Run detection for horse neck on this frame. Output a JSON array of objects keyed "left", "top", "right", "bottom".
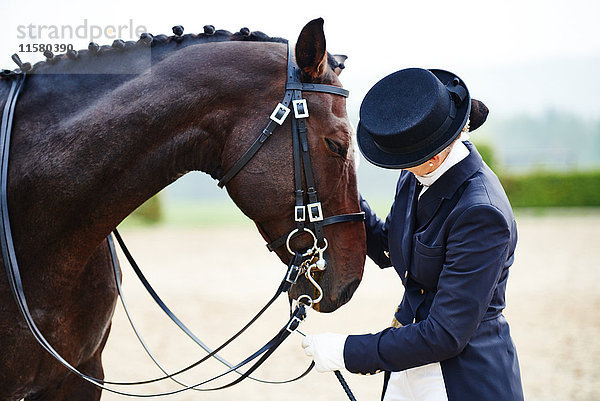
[{"left": 9, "top": 42, "right": 286, "bottom": 264}]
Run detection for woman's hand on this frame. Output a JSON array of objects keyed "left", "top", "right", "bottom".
[{"left": 301, "top": 333, "right": 348, "bottom": 372}]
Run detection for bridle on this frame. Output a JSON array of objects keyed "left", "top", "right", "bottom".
[
  {"left": 0, "top": 45, "right": 362, "bottom": 398},
  {"left": 218, "top": 43, "right": 364, "bottom": 306},
  {"left": 218, "top": 44, "right": 364, "bottom": 280}
]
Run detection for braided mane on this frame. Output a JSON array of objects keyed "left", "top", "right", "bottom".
[{"left": 1, "top": 25, "right": 344, "bottom": 78}]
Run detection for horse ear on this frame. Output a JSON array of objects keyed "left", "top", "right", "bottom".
[
  {"left": 330, "top": 54, "right": 347, "bottom": 76},
  {"left": 295, "top": 18, "right": 327, "bottom": 79},
  {"left": 469, "top": 99, "right": 489, "bottom": 131}
]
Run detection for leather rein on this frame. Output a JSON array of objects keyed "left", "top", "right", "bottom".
[{"left": 0, "top": 46, "right": 362, "bottom": 397}]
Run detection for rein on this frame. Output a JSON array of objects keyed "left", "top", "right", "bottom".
[
  {"left": 0, "top": 43, "right": 361, "bottom": 399},
  {"left": 109, "top": 230, "right": 314, "bottom": 388}
]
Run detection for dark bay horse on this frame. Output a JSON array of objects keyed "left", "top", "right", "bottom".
[{"left": 0, "top": 19, "right": 366, "bottom": 400}]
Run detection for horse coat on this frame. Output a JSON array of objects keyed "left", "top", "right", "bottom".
[{"left": 344, "top": 142, "right": 524, "bottom": 401}]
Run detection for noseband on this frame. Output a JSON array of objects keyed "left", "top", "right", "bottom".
[{"left": 218, "top": 44, "right": 364, "bottom": 284}]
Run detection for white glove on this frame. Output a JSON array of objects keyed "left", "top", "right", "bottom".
[{"left": 301, "top": 333, "right": 347, "bottom": 373}]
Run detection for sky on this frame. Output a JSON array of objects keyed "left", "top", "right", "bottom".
[{"left": 2, "top": 0, "right": 600, "bottom": 120}]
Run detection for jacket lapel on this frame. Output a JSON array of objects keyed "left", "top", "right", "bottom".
[
  {"left": 400, "top": 173, "right": 419, "bottom": 271},
  {"left": 416, "top": 194, "right": 444, "bottom": 232},
  {"left": 416, "top": 141, "right": 483, "bottom": 230}
]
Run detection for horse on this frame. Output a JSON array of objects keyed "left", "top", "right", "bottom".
[{"left": 0, "top": 18, "right": 367, "bottom": 401}]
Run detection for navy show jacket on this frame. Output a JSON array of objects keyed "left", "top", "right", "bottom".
[{"left": 344, "top": 142, "right": 524, "bottom": 400}]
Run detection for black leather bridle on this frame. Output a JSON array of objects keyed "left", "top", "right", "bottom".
[
  {"left": 0, "top": 45, "right": 361, "bottom": 398},
  {"left": 218, "top": 44, "right": 364, "bottom": 260}
]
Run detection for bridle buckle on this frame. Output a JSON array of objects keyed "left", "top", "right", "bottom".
[
  {"left": 294, "top": 206, "right": 305, "bottom": 222},
  {"left": 292, "top": 99, "right": 309, "bottom": 119},
  {"left": 285, "top": 263, "right": 302, "bottom": 284},
  {"left": 285, "top": 315, "right": 303, "bottom": 333},
  {"left": 307, "top": 202, "right": 323, "bottom": 222},
  {"left": 270, "top": 103, "right": 291, "bottom": 125}
]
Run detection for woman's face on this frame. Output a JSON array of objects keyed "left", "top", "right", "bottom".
[
  {"left": 403, "top": 143, "right": 454, "bottom": 177},
  {"left": 404, "top": 162, "right": 434, "bottom": 177}
]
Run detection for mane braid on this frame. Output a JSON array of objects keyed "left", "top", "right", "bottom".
[{"left": 1, "top": 26, "right": 288, "bottom": 78}]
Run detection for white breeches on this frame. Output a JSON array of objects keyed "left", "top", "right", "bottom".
[{"left": 383, "top": 363, "right": 449, "bottom": 401}]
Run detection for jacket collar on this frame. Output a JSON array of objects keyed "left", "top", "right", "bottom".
[{"left": 416, "top": 141, "right": 483, "bottom": 226}]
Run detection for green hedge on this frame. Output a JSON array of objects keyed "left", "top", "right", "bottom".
[
  {"left": 474, "top": 142, "right": 499, "bottom": 171},
  {"left": 500, "top": 171, "right": 600, "bottom": 207},
  {"left": 129, "top": 195, "right": 162, "bottom": 223}
]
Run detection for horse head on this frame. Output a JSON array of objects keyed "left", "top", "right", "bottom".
[{"left": 222, "top": 19, "right": 366, "bottom": 312}]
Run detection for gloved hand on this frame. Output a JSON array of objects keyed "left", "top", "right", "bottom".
[{"left": 301, "top": 333, "right": 348, "bottom": 373}]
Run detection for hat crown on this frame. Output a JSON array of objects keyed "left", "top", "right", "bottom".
[
  {"left": 356, "top": 67, "right": 471, "bottom": 169},
  {"left": 359, "top": 68, "right": 452, "bottom": 151}
]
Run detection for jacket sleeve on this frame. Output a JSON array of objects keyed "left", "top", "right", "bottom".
[
  {"left": 360, "top": 194, "right": 392, "bottom": 269},
  {"left": 344, "top": 204, "right": 511, "bottom": 374}
]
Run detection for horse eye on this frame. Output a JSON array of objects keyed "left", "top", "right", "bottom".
[{"left": 324, "top": 137, "right": 348, "bottom": 158}]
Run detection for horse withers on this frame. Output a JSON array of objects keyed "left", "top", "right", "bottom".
[{"left": 0, "top": 19, "right": 366, "bottom": 400}]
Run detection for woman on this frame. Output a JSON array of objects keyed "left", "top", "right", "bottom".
[{"left": 302, "top": 68, "right": 524, "bottom": 401}]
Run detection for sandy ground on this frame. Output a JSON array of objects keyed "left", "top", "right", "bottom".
[{"left": 98, "top": 213, "right": 600, "bottom": 401}]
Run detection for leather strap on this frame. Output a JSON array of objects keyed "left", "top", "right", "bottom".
[
  {"left": 286, "top": 82, "right": 349, "bottom": 97},
  {"left": 291, "top": 104, "right": 305, "bottom": 232},
  {"left": 267, "top": 211, "right": 364, "bottom": 252},
  {"left": 217, "top": 90, "right": 294, "bottom": 188},
  {"left": 1, "top": 76, "right": 122, "bottom": 391},
  {"left": 107, "top": 233, "right": 312, "bottom": 388}
]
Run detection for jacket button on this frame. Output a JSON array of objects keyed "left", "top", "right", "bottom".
[
  {"left": 404, "top": 271, "right": 408, "bottom": 278},
  {"left": 384, "top": 251, "right": 390, "bottom": 259},
  {"left": 412, "top": 318, "right": 416, "bottom": 323},
  {"left": 420, "top": 289, "right": 424, "bottom": 294}
]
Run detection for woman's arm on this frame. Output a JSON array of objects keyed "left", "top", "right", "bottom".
[
  {"left": 344, "top": 203, "right": 511, "bottom": 374},
  {"left": 360, "top": 194, "right": 393, "bottom": 268}
]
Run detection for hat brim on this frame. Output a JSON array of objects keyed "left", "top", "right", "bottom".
[{"left": 357, "top": 69, "right": 471, "bottom": 169}]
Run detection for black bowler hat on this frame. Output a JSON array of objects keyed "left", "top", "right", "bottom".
[{"left": 357, "top": 68, "right": 471, "bottom": 169}]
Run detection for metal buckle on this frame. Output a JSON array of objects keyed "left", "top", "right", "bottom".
[
  {"left": 307, "top": 202, "right": 323, "bottom": 222},
  {"left": 258, "top": 128, "right": 272, "bottom": 143},
  {"left": 294, "top": 206, "right": 305, "bottom": 222},
  {"left": 286, "top": 315, "right": 303, "bottom": 333},
  {"left": 286, "top": 264, "right": 301, "bottom": 284},
  {"left": 292, "top": 99, "right": 309, "bottom": 119},
  {"left": 270, "top": 103, "right": 291, "bottom": 125}
]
